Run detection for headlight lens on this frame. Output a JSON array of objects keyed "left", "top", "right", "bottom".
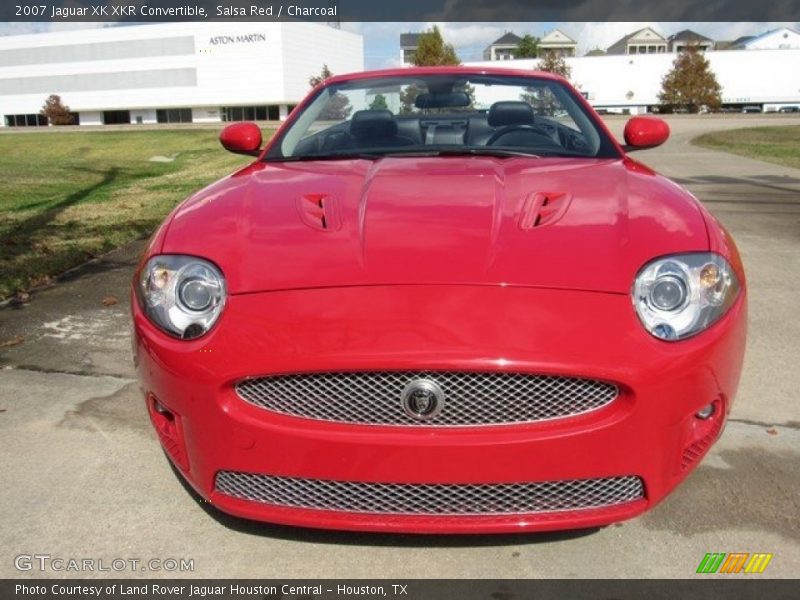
[
  {"left": 633, "top": 253, "right": 740, "bottom": 341},
  {"left": 136, "top": 255, "right": 226, "bottom": 339}
]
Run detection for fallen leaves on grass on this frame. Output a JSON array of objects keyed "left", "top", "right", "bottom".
[
  {"left": 766, "top": 428, "right": 778, "bottom": 436},
  {"left": 0, "top": 335, "right": 24, "bottom": 349},
  {"left": 102, "top": 296, "right": 119, "bottom": 307},
  {"left": 28, "top": 274, "right": 55, "bottom": 289},
  {"left": 9, "top": 292, "right": 31, "bottom": 306}
]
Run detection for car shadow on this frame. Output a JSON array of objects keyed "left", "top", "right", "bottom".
[{"left": 168, "top": 460, "right": 601, "bottom": 547}]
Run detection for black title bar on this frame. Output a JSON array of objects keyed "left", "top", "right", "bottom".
[
  {"left": 3, "top": 579, "right": 800, "bottom": 600},
  {"left": 4, "top": 0, "right": 800, "bottom": 22}
]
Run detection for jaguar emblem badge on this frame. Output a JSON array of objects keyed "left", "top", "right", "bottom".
[{"left": 401, "top": 379, "right": 444, "bottom": 421}]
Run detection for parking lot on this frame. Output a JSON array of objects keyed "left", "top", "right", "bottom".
[{"left": 0, "top": 114, "right": 798, "bottom": 578}]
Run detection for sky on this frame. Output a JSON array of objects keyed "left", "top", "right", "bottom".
[{"left": 2, "top": 21, "right": 799, "bottom": 69}]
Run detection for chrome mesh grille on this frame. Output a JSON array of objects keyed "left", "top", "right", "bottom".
[
  {"left": 235, "top": 372, "right": 618, "bottom": 426},
  {"left": 215, "top": 472, "right": 644, "bottom": 515}
]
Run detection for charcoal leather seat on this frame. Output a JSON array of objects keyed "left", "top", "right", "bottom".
[
  {"left": 348, "top": 110, "right": 415, "bottom": 148},
  {"left": 483, "top": 101, "right": 558, "bottom": 148}
]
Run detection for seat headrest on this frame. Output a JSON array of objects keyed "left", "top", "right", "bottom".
[
  {"left": 349, "top": 110, "right": 398, "bottom": 140},
  {"left": 487, "top": 101, "right": 535, "bottom": 127}
]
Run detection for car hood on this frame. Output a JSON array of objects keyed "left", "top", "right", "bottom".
[{"left": 162, "top": 156, "right": 709, "bottom": 295}]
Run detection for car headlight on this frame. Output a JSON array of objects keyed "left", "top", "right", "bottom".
[
  {"left": 633, "top": 253, "right": 740, "bottom": 341},
  {"left": 136, "top": 255, "right": 226, "bottom": 339}
]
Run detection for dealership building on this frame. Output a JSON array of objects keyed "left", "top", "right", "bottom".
[{"left": 0, "top": 22, "right": 363, "bottom": 127}]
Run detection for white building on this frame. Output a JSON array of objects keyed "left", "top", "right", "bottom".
[
  {"left": 0, "top": 22, "right": 363, "bottom": 127},
  {"left": 467, "top": 48, "right": 800, "bottom": 113},
  {"left": 734, "top": 27, "right": 800, "bottom": 50},
  {"left": 399, "top": 33, "right": 420, "bottom": 67}
]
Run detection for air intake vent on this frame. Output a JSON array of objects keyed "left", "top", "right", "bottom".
[
  {"left": 681, "top": 412, "right": 723, "bottom": 471},
  {"left": 296, "top": 194, "right": 340, "bottom": 231},
  {"left": 215, "top": 472, "right": 645, "bottom": 515},
  {"left": 519, "top": 192, "right": 572, "bottom": 230}
]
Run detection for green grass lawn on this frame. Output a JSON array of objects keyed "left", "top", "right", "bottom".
[
  {"left": 693, "top": 125, "right": 800, "bottom": 170},
  {"left": 0, "top": 127, "right": 273, "bottom": 299}
]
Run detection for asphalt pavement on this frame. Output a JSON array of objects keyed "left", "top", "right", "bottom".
[{"left": 1, "top": 114, "right": 798, "bottom": 578}]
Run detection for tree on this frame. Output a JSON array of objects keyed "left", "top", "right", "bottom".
[
  {"left": 40, "top": 94, "right": 73, "bottom": 125},
  {"left": 308, "top": 64, "right": 352, "bottom": 120},
  {"left": 513, "top": 34, "right": 539, "bottom": 59},
  {"left": 411, "top": 26, "right": 460, "bottom": 66},
  {"left": 659, "top": 47, "right": 722, "bottom": 113},
  {"left": 369, "top": 94, "right": 388, "bottom": 110},
  {"left": 400, "top": 27, "right": 461, "bottom": 113},
  {"left": 308, "top": 64, "right": 334, "bottom": 88},
  {"left": 524, "top": 52, "right": 572, "bottom": 115},
  {"left": 537, "top": 51, "right": 571, "bottom": 79}
]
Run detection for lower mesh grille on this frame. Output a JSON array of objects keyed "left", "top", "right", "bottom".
[
  {"left": 235, "top": 371, "right": 618, "bottom": 426},
  {"left": 215, "top": 472, "right": 644, "bottom": 515}
]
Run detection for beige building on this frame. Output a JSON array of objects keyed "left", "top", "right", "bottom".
[
  {"left": 538, "top": 29, "right": 577, "bottom": 57},
  {"left": 606, "top": 27, "right": 668, "bottom": 55}
]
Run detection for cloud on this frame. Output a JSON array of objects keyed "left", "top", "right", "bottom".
[
  {"left": 381, "top": 56, "right": 403, "bottom": 69},
  {"left": 424, "top": 22, "right": 510, "bottom": 47},
  {"left": 48, "top": 21, "right": 110, "bottom": 33},
  {"left": 0, "top": 22, "right": 49, "bottom": 36},
  {"left": 567, "top": 22, "right": 660, "bottom": 54},
  {"left": 0, "top": 21, "right": 111, "bottom": 36}
]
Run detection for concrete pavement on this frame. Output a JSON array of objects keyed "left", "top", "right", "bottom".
[{"left": 1, "top": 115, "right": 798, "bottom": 578}]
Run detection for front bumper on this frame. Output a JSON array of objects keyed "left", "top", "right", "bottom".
[{"left": 132, "top": 284, "right": 746, "bottom": 533}]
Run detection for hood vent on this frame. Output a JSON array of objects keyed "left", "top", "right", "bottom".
[
  {"left": 519, "top": 192, "right": 572, "bottom": 230},
  {"left": 296, "top": 194, "right": 340, "bottom": 232}
]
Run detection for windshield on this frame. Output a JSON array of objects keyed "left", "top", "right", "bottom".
[{"left": 265, "top": 73, "right": 620, "bottom": 161}]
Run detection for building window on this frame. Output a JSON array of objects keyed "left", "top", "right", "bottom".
[
  {"left": 103, "top": 110, "right": 131, "bottom": 125},
  {"left": 222, "top": 105, "right": 279, "bottom": 122},
  {"left": 156, "top": 108, "right": 192, "bottom": 124},
  {"left": 4, "top": 113, "right": 48, "bottom": 127},
  {"left": 402, "top": 49, "right": 416, "bottom": 64}
]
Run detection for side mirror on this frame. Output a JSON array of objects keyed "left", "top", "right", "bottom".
[
  {"left": 623, "top": 117, "right": 670, "bottom": 151},
  {"left": 220, "top": 122, "right": 262, "bottom": 156}
]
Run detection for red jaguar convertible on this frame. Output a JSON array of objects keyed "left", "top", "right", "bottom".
[{"left": 132, "top": 67, "right": 746, "bottom": 533}]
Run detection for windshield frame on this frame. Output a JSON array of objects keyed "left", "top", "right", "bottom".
[{"left": 262, "top": 69, "right": 623, "bottom": 162}]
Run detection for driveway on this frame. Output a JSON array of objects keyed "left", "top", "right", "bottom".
[{"left": 1, "top": 115, "right": 798, "bottom": 578}]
